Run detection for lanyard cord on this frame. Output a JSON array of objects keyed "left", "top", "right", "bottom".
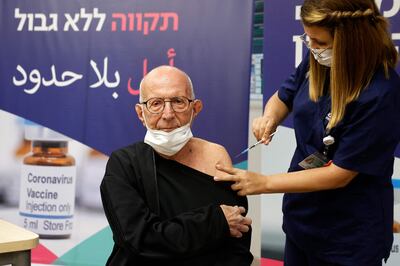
[
  {"left": 321, "top": 81, "right": 333, "bottom": 158},
  {"left": 322, "top": 110, "right": 333, "bottom": 157}
]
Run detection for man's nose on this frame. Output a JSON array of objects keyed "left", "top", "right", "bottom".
[{"left": 162, "top": 102, "right": 175, "bottom": 118}]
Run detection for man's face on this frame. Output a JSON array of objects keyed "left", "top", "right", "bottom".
[{"left": 135, "top": 68, "right": 201, "bottom": 132}]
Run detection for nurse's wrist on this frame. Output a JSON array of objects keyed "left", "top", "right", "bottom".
[
  {"left": 259, "top": 174, "right": 272, "bottom": 193},
  {"left": 263, "top": 114, "right": 278, "bottom": 127}
]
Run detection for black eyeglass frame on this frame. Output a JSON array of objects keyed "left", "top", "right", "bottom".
[{"left": 140, "top": 96, "right": 194, "bottom": 114}]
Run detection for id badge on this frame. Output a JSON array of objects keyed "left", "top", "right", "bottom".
[{"left": 298, "top": 152, "right": 329, "bottom": 169}]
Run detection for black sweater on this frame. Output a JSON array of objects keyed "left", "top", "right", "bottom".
[{"left": 100, "top": 141, "right": 253, "bottom": 266}]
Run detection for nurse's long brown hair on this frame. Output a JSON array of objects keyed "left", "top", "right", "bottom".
[{"left": 301, "top": 0, "right": 398, "bottom": 129}]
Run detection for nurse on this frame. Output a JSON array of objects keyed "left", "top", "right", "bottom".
[{"left": 214, "top": 0, "right": 400, "bottom": 265}]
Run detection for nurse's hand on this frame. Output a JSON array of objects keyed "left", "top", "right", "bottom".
[
  {"left": 220, "top": 205, "right": 252, "bottom": 238},
  {"left": 214, "top": 164, "right": 266, "bottom": 196},
  {"left": 252, "top": 115, "right": 278, "bottom": 145}
]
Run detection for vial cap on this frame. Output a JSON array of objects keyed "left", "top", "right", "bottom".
[
  {"left": 25, "top": 122, "right": 69, "bottom": 142},
  {"left": 323, "top": 135, "right": 335, "bottom": 146}
]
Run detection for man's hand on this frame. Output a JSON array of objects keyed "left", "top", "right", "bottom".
[{"left": 220, "top": 205, "right": 252, "bottom": 238}]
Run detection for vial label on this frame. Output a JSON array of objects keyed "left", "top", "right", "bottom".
[{"left": 19, "top": 164, "right": 76, "bottom": 236}]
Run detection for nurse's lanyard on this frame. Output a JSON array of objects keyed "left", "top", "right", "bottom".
[
  {"left": 322, "top": 111, "right": 335, "bottom": 157},
  {"left": 298, "top": 109, "right": 334, "bottom": 169}
]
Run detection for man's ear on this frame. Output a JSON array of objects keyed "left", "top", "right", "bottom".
[
  {"left": 192, "top": 99, "right": 203, "bottom": 118},
  {"left": 135, "top": 104, "right": 146, "bottom": 127}
]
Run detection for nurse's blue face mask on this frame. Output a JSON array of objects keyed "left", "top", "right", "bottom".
[{"left": 300, "top": 33, "right": 332, "bottom": 67}]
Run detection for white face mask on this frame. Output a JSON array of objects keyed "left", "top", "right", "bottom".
[
  {"left": 143, "top": 110, "right": 193, "bottom": 156},
  {"left": 311, "top": 48, "right": 332, "bottom": 67}
]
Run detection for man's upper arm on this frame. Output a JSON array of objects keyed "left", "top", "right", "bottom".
[
  {"left": 212, "top": 144, "right": 233, "bottom": 178},
  {"left": 215, "top": 144, "right": 232, "bottom": 166}
]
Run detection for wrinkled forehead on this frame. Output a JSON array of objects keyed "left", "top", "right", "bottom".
[{"left": 141, "top": 68, "right": 191, "bottom": 98}]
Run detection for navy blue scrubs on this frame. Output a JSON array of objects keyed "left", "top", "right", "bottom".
[{"left": 278, "top": 54, "right": 400, "bottom": 265}]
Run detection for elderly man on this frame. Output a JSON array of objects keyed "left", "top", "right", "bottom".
[{"left": 100, "top": 66, "right": 253, "bottom": 265}]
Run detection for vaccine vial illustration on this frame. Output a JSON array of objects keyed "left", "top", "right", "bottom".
[{"left": 19, "top": 123, "right": 76, "bottom": 239}]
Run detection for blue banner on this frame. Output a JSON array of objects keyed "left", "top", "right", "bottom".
[{"left": 0, "top": 0, "right": 253, "bottom": 162}]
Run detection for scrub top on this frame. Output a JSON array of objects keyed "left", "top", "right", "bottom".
[{"left": 277, "top": 54, "right": 400, "bottom": 264}]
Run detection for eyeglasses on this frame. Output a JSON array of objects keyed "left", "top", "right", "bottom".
[
  {"left": 140, "top": 96, "right": 194, "bottom": 114},
  {"left": 300, "top": 33, "right": 329, "bottom": 59}
]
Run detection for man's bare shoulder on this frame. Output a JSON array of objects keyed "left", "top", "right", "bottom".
[
  {"left": 176, "top": 138, "right": 232, "bottom": 176},
  {"left": 191, "top": 137, "right": 228, "bottom": 153},
  {"left": 190, "top": 138, "right": 232, "bottom": 165}
]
